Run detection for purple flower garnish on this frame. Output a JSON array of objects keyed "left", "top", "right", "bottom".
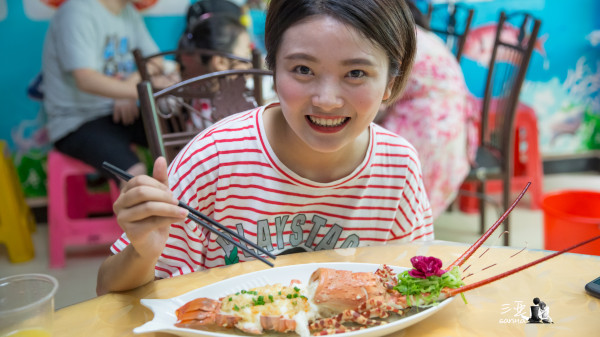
[{"left": 408, "top": 256, "right": 447, "bottom": 279}]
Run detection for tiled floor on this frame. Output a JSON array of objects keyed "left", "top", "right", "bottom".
[{"left": 1, "top": 173, "right": 599, "bottom": 309}]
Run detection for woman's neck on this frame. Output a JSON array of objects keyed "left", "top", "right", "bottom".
[
  {"left": 264, "top": 106, "right": 370, "bottom": 183},
  {"left": 99, "top": 0, "right": 129, "bottom": 15}
]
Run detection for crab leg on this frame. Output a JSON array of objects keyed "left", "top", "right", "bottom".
[
  {"left": 445, "top": 234, "right": 600, "bottom": 297},
  {"left": 446, "top": 182, "right": 531, "bottom": 270}
]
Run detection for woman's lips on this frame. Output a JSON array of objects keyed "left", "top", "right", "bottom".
[{"left": 306, "top": 115, "right": 349, "bottom": 133}]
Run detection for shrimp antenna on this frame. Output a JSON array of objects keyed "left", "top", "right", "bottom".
[
  {"left": 445, "top": 182, "right": 531, "bottom": 270},
  {"left": 446, "top": 234, "right": 600, "bottom": 297}
]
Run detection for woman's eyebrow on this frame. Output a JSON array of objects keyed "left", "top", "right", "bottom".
[
  {"left": 341, "top": 58, "right": 376, "bottom": 67},
  {"left": 284, "top": 53, "right": 375, "bottom": 66},
  {"left": 284, "top": 53, "right": 317, "bottom": 62}
]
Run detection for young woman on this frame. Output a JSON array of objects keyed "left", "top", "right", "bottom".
[{"left": 97, "top": 0, "right": 432, "bottom": 295}]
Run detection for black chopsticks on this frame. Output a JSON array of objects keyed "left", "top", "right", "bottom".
[{"left": 102, "top": 161, "right": 275, "bottom": 267}]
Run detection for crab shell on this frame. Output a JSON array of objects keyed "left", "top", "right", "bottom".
[{"left": 308, "top": 268, "right": 387, "bottom": 315}]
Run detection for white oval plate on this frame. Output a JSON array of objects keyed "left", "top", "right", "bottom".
[{"left": 134, "top": 262, "right": 454, "bottom": 337}]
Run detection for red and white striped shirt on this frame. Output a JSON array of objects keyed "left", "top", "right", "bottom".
[{"left": 111, "top": 104, "right": 433, "bottom": 278}]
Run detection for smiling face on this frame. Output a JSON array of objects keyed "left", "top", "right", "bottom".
[{"left": 272, "top": 15, "right": 393, "bottom": 156}]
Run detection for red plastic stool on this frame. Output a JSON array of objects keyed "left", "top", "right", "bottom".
[
  {"left": 47, "top": 150, "right": 123, "bottom": 268},
  {"left": 459, "top": 102, "right": 544, "bottom": 212}
]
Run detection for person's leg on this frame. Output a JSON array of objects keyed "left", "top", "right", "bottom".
[
  {"left": 117, "top": 114, "right": 150, "bottom": 186},
  {"left": 54, "top": 115, "right": 148, "bottom": 187}
]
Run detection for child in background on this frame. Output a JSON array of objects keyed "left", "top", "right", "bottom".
[
  {"left": 97, "top": 0, "right": 432, "bottom": 295},
  {"left": 177, "top": 6, "right": 251, "bottom": 80},
  {"left": 176, "top": 12, "right": 253, "bottom": 129}
]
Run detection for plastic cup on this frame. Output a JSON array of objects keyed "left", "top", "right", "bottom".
[{"left": 0, "top": 274, "right": 59, "bottom": 337}]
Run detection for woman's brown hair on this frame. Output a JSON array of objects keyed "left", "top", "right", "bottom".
[{"left": 264, "top": 0, "right": 417, "bottom": 102}]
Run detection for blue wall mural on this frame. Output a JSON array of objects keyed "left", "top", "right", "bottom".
[
  {"left": 433, "top": 0, "right": 600, "bottom": 155},
  {"left": 0, "top": 0, "right": 598, "bottom": 198}
]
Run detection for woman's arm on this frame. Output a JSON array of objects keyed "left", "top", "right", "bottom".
[
  {"left": 96, "top": 244, "right": 159, "bottom": 295},
  {"left": 96, "top": 157, "right": 188, "bottom": 295}
]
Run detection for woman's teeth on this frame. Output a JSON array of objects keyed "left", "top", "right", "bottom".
[{"left": 308, "top": 116, "right": 347, "bottom": 127}]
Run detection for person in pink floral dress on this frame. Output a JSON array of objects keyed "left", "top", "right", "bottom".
[{"left": 376, "top": 24, "right": 477, "bottom": 219}]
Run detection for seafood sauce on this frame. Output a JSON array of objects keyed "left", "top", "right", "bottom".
[{"left": 220, "top": 283, "right": 320, "bottom": 336}]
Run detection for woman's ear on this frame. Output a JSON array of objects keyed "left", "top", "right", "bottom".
[
  {"left": 210, "top": 55, "right": 230, "bottom": 72},
  {"left": 383, "top": 77, "right": 395, "bottom": 101}
]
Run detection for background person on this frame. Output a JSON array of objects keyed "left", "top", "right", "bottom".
[
  {"left": 375, "top": 2, "right": 476, "bottom": 219},
  {"left": 42, "top": 0, "right": 169, "bottom": 184},
  {"left": 177, "top": 1, "right": 251, "bottom": 79},
  {"left": 175, "top": 11, "right": 254, "bottom": 129}
]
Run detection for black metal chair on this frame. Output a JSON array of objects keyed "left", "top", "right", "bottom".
[
  {"left": 424, "top": 2, "right": 475, "bottom": 61},
  {"left": 137, "top": 68, "right": 273, "bottom": 164},
  {"left": 460, "top": 11, "right": 542, "bottom": 246}
]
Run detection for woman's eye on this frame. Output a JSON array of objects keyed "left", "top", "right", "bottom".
[
  {"left": 348, "top": 69, "right": 366, "bottom": 78},
  {"left": 293, "top": 65, "right": 312, "bottom": 75}
]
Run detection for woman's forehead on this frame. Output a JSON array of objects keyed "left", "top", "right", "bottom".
[{"left": 278, "top": 15, "right": 387, "bottom": 63}]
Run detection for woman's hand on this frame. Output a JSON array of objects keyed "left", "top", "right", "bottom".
[{"left": 113, "top": 157, "right": 188, "bottom": 261}]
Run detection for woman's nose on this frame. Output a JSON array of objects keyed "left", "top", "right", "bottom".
[{"left": 312, "top": 78, "right": 343, "bottom": 111}]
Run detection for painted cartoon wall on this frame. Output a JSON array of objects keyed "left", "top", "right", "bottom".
[
  {"left": 428, "top": 0, "right": 600, "bottom": 156},
  {"left": 0, "top": 0, "right": 598, "bottom": 199}
]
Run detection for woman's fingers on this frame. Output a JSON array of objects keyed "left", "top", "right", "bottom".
[
  {"left": 113, "top": 170, "right": 188, "bottom": 230},
  {"left": 117, "top": 181, "right": 176, "bottom": 208},
  {"left": 152, "top": 157, "right": 169, "bottom": 185},
  {"left": 122, "top": 216, "right": 187, "bottom": 243},
  {"left": 119, "top": 172, "right": 169, "bottom": 194},
  {"left": 117, "top": 200, "right": 187, "bottom": 225}
]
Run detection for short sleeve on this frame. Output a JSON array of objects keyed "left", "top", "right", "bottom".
[
  {"left": 129, "top": 9, "right": 159, "bottom": 56},
  {"left": 52, "top": 5, "right": 99, "bottom": 72}
]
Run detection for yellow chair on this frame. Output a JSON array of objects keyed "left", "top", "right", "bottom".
[{"left": 0, "top": 141, "right": 35, "bottom": 263}]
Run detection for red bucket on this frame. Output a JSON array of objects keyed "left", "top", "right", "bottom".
[{"left": 542, "top": 190, "right": 600, "bottom": 255}]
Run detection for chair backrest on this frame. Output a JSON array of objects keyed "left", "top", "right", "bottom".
[
  {"left": 425, "top": 3, "right": 475, "bottom": 61},
  {"left": 138, "top": 68, "right": 274, "bottom": 163},
  {"left": 479, "top": 11, "right": 541, "bottom": 173}
]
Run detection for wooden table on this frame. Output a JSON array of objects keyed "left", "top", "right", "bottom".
[{"left": 53, "top": 240, "right": 600, "bottom": 337}]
